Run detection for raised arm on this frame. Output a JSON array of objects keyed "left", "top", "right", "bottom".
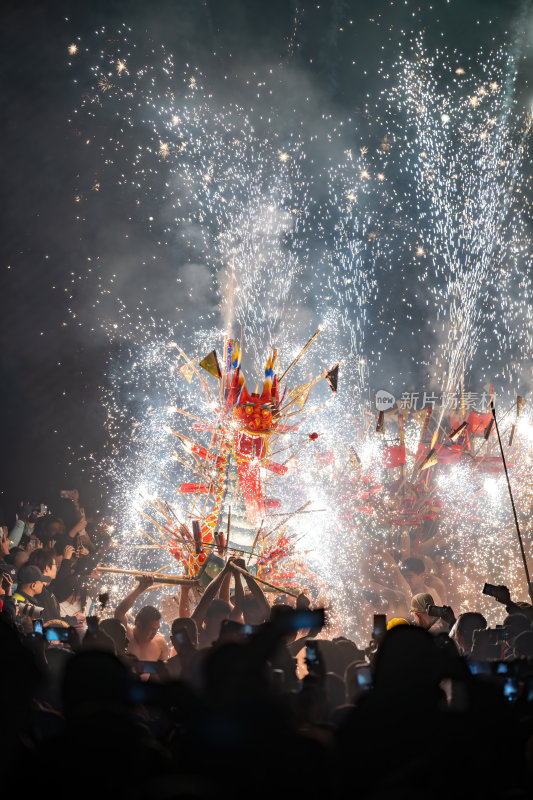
[
  {"left": 67, "top": 515, "right": 87, "bottom": 541},
  {"left": 114, "top": 575, "right": 154, "bottom": 626},
  {"left": 230, "top": 565, "right": 245, "bottom": 621},
  {"left": 492, "top": 584, "right": 524, "bottom": 617},
  {"left": 219, "top": 565, "right": 233, "bottom": 605},
  {"left": 234, "top": 560, "right": 270, "bottom": 623},
  {"left": 178, "top": 584, "right": 191, "bottom": 617},
  {"left": 191, "top": 561, "right": 232, "bottom": 629}
]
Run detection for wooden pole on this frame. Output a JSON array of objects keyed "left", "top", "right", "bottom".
[
  {"left": 95, "top": 565, "right": 199, "bottom": 586},
  {"left": 491, "top": 401, "right": 532, "bottom": 601},
  {"left": 247, "top": 520, "right": 264, "bottom": 565},
  {"left": 279, "top": 329, "right": 321, "bottom": 384}
]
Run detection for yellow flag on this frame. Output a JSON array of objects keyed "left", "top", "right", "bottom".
[
  {"left": 288, "top": 383, "right": 311, "bottom": 409},
  {"left": 419, "top": 448, "right": 438, "bottom": 471},
  {"left": 199, "top": 350, "right": 222, "bottom": 379},
  {"left": 178, "top": 361, "right": 195, "bottom": 383}
]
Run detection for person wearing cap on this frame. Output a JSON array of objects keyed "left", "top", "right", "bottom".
[
  {"left": 12, "top": 564, "right": 51, "bottom": 607},
  {"left": 410, "top": 592, "right": 450, "bottom": 635},
  {"left": 387, "top": 617, "right": 409, "bottom": 631}
]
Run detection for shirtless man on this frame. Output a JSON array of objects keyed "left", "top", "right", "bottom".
[
  {"left": 114, "top": 575, "right": 168, "bottom": 661},
  {"left": 400, "top": 556, "right": 445, "bottom": 606}
]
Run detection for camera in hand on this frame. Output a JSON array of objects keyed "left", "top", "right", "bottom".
[
  {"left": 305, "top": 641, "right": 320, "bottom": 671},
  {"left": 427, "top": 604, "right": 449, "bottom": 619},
  {"left": 474, "top": 627, "right": 509, "bottom": 645},
  {"left": 45, "top": 626, "right": 71, "bottom": 643},
  {"left": 355, "top": 664, "right": 373, "bottom": 691},
  {"left": 482, "top": 583, "right": 503, "bottom": 599},
  {"left": 372, "top": 614, "right": 387, "bottom": 640},
  {"left": 13, "top": 599, "right": 44, "bottom": 619},
  {"left": 471, "top": 627, "right": 509, "bottom": 659}
]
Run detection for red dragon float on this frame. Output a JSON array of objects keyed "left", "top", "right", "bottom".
[{"left": 138, "top": 332, "right": 339, "bottom": 589}]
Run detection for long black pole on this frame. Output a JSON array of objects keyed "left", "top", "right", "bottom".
[{"left": 491, "top": 401, "right": 532, "bottom": 602}]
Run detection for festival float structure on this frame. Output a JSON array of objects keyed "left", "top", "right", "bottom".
[
  {"left": 112, "top": 332, "right": 340, "bottom": 594},
  {"left": 348, "top": 393, "right": 526, "bottom": 536}
]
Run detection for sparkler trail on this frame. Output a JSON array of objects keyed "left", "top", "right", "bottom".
[
  {"left": 77, "top": 27, "right": 313, "bottom": 372},
  {"left": 391, "top": 41, "right": 532, "bottom": 400}
]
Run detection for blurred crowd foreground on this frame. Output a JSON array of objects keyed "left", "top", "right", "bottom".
[{"left": 2, "top": 492, "right": 533, "bottom": 799}]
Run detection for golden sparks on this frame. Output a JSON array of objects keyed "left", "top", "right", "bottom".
[
  {"left": 116, "top": 60, "right": 127, "bottom": 75},
  {"left": 98, "top": 76, "right": 112, "bottom": 92},
  {"left": 278, "top": 151, "right": 289, "bottom": 162},
  {"left": 159, "top": 142, "right": 170, "bottom": 159},
  {"left": 68, "top": 44, "right": 78, "bottom": 56}
]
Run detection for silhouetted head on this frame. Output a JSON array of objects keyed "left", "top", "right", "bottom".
[
  {"left": 134, "top": 605, "right": 161, "bottom": 642},
  {"left": 373, "top": 625, "right": 439, "bottom": 708},
  {"left": 100, "top": 618, "right": 130, "bottom": 656},
  {"left": 400, "top": 557, "right": 426, "bottom": 593},
  {"left": 513, "top": 630, "right": 533, "bottom": 659},
  {"left": 62, "top": 650, "right": 131, "bottom": 718},
  {"left": 503, "top": 613, "right": 531, "bottom": 644},
  {"left": 454, "top": 612, "right": 487, "bottom": 655},
  {"left": 171, "top": 616, "right": 198, "bottom": 648},
  {"left": 241, "top": 593, "right": 264, "bottom": 625}
]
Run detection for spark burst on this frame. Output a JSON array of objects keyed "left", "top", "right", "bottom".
[{"left": 69, "top": 25, "right": 532, "bottom": 640}]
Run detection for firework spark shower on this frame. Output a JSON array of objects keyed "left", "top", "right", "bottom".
[{"left": 2, "top": 1, "right": 533, "bottom": 640}]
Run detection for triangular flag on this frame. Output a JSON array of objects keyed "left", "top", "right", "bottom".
[
  {"left": 419, "top": 448, "right": 438, "bottom": 471},
  {"left": 349, "top": 447, "right": 361, "bottom": 469},
  {"left": 325, "top": 363, "right": 339, "bottom": 393},
  {"left": 517, "top": 396, "right": 526, "bottom": 417},
  {"left": 199, "top": 350, "right": 221, "bottom": 379},
  {"left": 288, "top": 383, "right": 311, "bottom": 409},
  {"left": 449, "top": 421, "right": 468, "bottom": 442},
  {"left": 178, "top": 360, "right": 195, "bottom": 383},
  {"left": 483, "top": 418, "right": 494, "bottom": 440}
]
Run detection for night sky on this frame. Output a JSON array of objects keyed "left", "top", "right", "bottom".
[{"left": 1, "top": 0, "right": 529, "bottom": 521}]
